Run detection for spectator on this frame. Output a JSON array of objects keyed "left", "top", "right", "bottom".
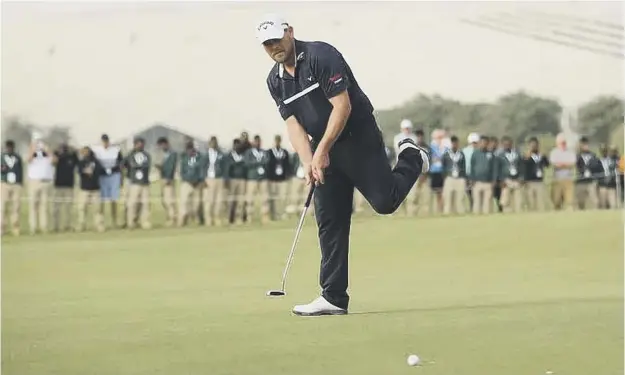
[
  {"left": 522, "top": 137, "right": 549, "bottom": 211},
  {"left": 1, "top": 140, "right": 24, "bottom": 236},
  {"left": 393, "top": 119, "right": 417, "bottom": 158},
  {"left": 287, "top": 150, "right": 309, "bottom": 217},
  {"left": 549, "top": 133, "right": 576, "bottom": 211},
  {"left": 225, "top": 138, "right": 248, "bottom": 225},
  {"left": 392, "top": 119, "right": 418, "bottom": 216},
  {"left": 489, "top": 136, "right": 503, "bottom": 213},
  {"left": 76, "top": 147, "right": 104, "bottom": 232},
  {"left": 240, "top": 131, "right": 252, "bottom": 153},
  {"left": 27, "top": 135, "right": 54, "bottom": 234},
  {"left": 610, "top": 147, "right": 624, "bottom": 204},
  {"left": 125, "top": 137, "right": 152, "bottom": 229},
  {"left": 203, "top": 136, "right": 227, "bottom": 227},
  {"left": 442, "top": 135, "right": 467, "bottom": 215},
  {"left": 178, "top": 140, "right": 206, "bottom": 226},
  {"left": 429, "top": 129, "right": 447, "bottom": 214},
  {"left": 575, "top": 136, "right": 601, "bottom": 210},
  {"left": 463, "top": 132, "right": 480, "bottom": 210},
  {"left": 267, "top": 135, "right": 291, "bottom": 220},
  {"left": 413, "top": 128, "right": 430, "bottom": 216},
  {"left": 498, "top": 136, "right": 523, "bottom": 213},
  {"left": 597, "top": 145, "right": 618, "bottom": 209},
  {"left": 52, "top": 143, "right": 78, "bottom": 232},
  {"left": 155, "top": 137, "right": 178, "bottom": 227},
  {"left": 92, "top": 134, "right": 124, "bottom": 228},
  {"left": 244, "top": 135, "right": 270, "bottom": 224},
  {"left": 470, "top": 135, "right": 497, "bottom": 215}
]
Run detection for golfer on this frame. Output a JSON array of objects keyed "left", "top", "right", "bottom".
[{"left": 257, "top": 15, "right": 429, "bottom": 316}]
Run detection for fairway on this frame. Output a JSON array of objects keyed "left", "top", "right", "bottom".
[{"left": 2, "top": 210, "right": 623, "bottom": 375}]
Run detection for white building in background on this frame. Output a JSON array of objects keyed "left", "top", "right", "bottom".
[{"left": 560, "top": 106, "right": 580, "bottom": 149}]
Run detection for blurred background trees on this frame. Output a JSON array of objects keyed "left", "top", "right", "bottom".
[{"left": 2, "top": 92, "right": 622, "bottom": 153}]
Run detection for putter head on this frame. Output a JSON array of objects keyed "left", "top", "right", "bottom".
[{"left": 266, "top": 290, "right": 286, "bottom": 297}]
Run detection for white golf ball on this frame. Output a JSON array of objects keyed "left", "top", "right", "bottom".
[{"left": 407, "top": 354, "right": 420, "bottom": 366}]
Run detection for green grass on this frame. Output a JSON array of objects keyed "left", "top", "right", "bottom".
[{"left": 2, "top": 210, "right": 623, "bottom": 375}]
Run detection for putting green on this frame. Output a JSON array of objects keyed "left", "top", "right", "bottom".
[{"left": 2, "top": 210, "right": 622, "bottom": 375}]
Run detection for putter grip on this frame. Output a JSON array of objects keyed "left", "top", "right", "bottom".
[{"left": 304, "top": 185, "right": 315, "bottom": 207}]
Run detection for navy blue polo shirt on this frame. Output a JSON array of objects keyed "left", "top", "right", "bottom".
[{"left": 266, "top": 40, "right": 375, "bottom": 142}]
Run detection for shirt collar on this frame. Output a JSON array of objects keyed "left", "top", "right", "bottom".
[{"left": 277, "top": 40, "right": 305, "bottom": 79}]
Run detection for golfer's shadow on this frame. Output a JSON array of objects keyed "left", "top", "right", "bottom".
[{"left": 349, "top": 296, "right": 620, "bottom": 316}]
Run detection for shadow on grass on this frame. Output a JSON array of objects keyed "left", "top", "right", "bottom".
[{"left": 349, "top": 296, "right": 623, "bottom": 316}]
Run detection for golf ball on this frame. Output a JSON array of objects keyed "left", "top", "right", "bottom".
[{"left": 407, "top": 354, "right": 420, "bottom": 366}]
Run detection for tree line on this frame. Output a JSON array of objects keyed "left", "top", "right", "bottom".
[
  {"left": 1, "top": 91, "right": 623, "bottom": 153},
  {"left": 375, "top": 91, "right": 623, "bottom": 150}
]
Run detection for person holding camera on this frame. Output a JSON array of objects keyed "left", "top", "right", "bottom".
[
  {"left": 27, "top": 135, "right": 54, "bottom": 234},
  {"left": 52, "top": 143, "right": 78, "bottom": 232}
]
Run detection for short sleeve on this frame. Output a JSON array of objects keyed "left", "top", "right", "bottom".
[
  {"left": 267, "top": 78, "right": 294, "bottom": 121},
  {"left": 311, "top": 45, "right": 350, "bottom": 99}
]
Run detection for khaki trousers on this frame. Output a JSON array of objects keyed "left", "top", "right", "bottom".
[
  {"left": 28, "top": 179, "right": 51, "bottom": 233},
  {"left": 127, "top": 184, "right": 151, "bottom": 229},
  {"left": 203, "top": 178, "right": 226, "bottom": 225},
  {"left": 500, "top": 179, "right": 523, "bottom": 213},
  {"left": 76, "top": 190, "right": 104, "bottom": 232},
  {"left": 524, "top": 182, "right": 546, "bottom": 211},
  {"left": 598, "top": 186, "right": 617, "bottom": 209},
  {"left": 53, "top": 187, "right": 74, "bottom": 231},
  {"left": 228, "top": 179, "right": 246, "bottom": 224},
  {"left": 178, "top": 182, "right": 203, "bottom": 226},
  {"left": 161, "top": 181, "right": 177, "bottom": 226},
  {"left": 287, "top": 178, "right": 314, "bottom": 216},
  {"left": 2, "top": 183, "right": 22, "bottom": 234},
  {"left": 442, "top": 177, "right": 466, "bottom": 215},
  {"left": 269, "top": 181, "right": 289, "bottom": 220},
  {"left": 551, "top": 180, "right": 574, "bottom": 210},
  {"left": 576, "top": 182, "right": 598, "bottom": 210},
  {"left": 245, "top": 179, "right": 270, "bottom": 223},
  {"left": 472, "top": 181, "right": 493, "bottom": 215}
]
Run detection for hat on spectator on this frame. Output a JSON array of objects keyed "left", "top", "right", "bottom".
[
  {"left": 400, "top": 119, "right": 413, "bottom": 130},
  {"left": 467, "top": 133, "right": 480, "bottom": 143},
  {"left": 256, "top": 14, "right": 288, "bottom": 44},
  {"left": 101, "top": 134, "right": 110, "bottom": 141}
]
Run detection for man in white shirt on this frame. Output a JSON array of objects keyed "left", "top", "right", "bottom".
[
  {"left": 463, "top": 132, "right": 480, "bottom": 210},
  {"left": 92, "top": 134, "right": 124, "bottom": 227},
  {"left": 27, "top": 136, "right": 54, "bottom": 234},
  {"left": 390, "top": 119, "right": 420, "bottom": 216},
  {"left": 549, "top": 133, "right": 577, "bottom": 210}
]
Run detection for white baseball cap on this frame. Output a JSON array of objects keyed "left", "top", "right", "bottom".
[
  {"left": 400, "top": 119, "right": 413, "bottom": 130},
  {"left": 255, "top": 14, "right": 289, "bottom": 44},
  {"left": 467, "top": 132, "right": 480, "bottom": 143}
]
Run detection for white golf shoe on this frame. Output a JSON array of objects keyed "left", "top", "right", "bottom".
[
  {"left": 292, "top": 296, "right": 348, "bottom": 317},
  {"left": 397, "top": 138, "right": 430, "bottom": 174}
]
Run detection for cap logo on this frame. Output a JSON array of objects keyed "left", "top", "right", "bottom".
[{"left": 258, "top": 21, "right": 274, "bottom": 31}]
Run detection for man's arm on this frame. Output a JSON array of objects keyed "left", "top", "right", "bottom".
[
  {"left": 317, "top": 91, "right": 351, "bottom": 153},
  {"left": 311, "top": 45, "right": 352, "bottom": 153}
]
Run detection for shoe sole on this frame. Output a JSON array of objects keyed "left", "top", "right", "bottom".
[{"left": 292, "top": 310, "right": 348, "bottom": 317}]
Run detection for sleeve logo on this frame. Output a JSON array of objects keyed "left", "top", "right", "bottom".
[{"left": 329, "top": 73, "right": 343, "bottom": 84}]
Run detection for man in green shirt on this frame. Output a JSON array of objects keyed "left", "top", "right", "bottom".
[
  {"left": 178, "top": 140, "right": 206, "bottom": 227},
  {"left": 224, "top": 138, "right": 248, "bottom": 225},
  {"left": 441, "top": 135, "right": 467, "bottom": 215},
  {"left": 470, "top": 135, "right": 498, "bottom": 214},
  {"left": 498, "top": 136, "right": 523, "bottom": 213},
  {"left": 202, "top": 136, "right": 227, "bottom": 227},
  {"left": 286, "top": 151, "right": 308, "bottom": 218},
  {"left": 1, "top": 140, "right": 24, "bottom": 236},
  {"left": 155, "top": 137, "right": 178, "bottom": 227},
  {"left": 243, "top": 135, "right": 270, "bottom": 224},
  {"left": 125, "top": 137, "right": 152, "bottom": 229}
]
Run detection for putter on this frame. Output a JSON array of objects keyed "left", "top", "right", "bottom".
[{"left": 266, "top": 184, "right": 316, "bottom": 297}]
